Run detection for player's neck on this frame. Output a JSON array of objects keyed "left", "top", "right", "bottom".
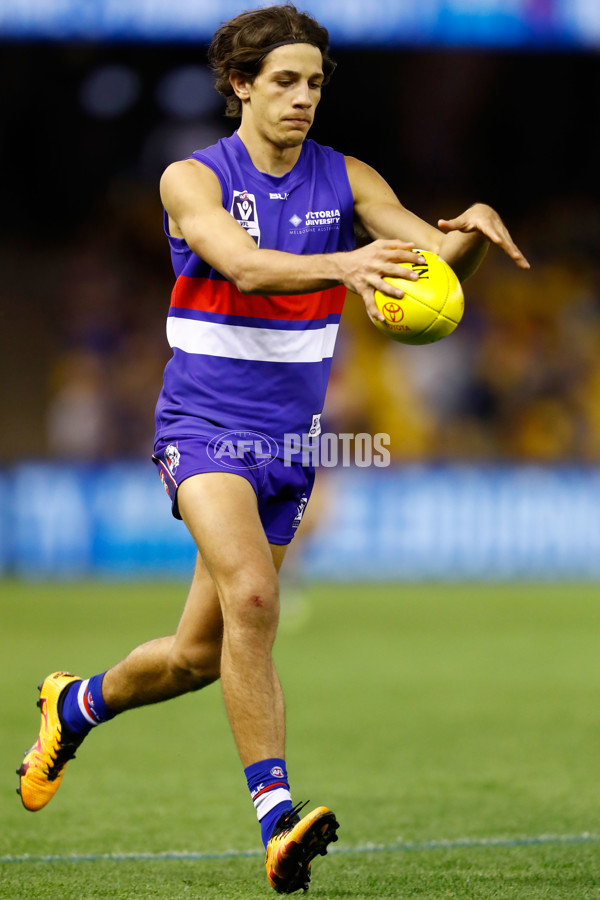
[{"left": 237, "top": 122, "right": 303, "bottom": 178}]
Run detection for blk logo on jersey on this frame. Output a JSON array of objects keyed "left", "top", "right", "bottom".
[{"left": 231, "top": 190, "right": 260, "bottom": 245}]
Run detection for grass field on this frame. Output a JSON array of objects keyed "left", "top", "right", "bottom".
[{"left": 1, "top": 580, "right": 600, "bottom": 899}]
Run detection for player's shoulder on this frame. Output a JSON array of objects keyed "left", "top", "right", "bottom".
[
  {"left": 161, "top": 133, "right": 233, "bottom": 185},
  {"left": 344, "top": 155, "right": 377, "bottom": 177},
  {"left": 343, "top": 155, "right": 382, "bottom": 199},
  {"left": 160, "top": 157, "right": 221, "bottom": 209},
  {"left": 162, "top": 156, "right": 216, "bottom": 178},
  {"left": 161, "top": 156, "right": 223, "bottom": 183}
]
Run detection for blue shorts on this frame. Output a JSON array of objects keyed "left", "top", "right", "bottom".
[{"left": 152, "top": 435, "right": 315, "bottom": 545}]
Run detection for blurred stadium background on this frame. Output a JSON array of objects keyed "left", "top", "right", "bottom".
[{"left": 1, "top": 0, "right": 600, "bottom": 581}]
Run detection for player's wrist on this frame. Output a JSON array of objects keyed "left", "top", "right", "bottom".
[{"left": 324, "top": 250, "right": 351, "bottom": 288}]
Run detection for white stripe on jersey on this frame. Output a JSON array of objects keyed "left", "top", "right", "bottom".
[{"left": 167, "top": 317, "right": 339, "bottom": 364}]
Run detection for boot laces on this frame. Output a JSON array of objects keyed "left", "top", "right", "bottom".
[
  {"left": 46, "top": 732, "right": 83, "bottom": 781},
  {"left": 273, "top": 800, "right": 310, "bottom": 837}
]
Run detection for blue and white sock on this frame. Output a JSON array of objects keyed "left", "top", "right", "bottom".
[
  {"left": 245, "top": 757, "right": 293, "bottom": 849},
  {"left": 60, "top": 672, "right": 116, "bottom": 736}
]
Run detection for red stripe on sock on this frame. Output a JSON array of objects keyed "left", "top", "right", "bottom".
[{"left": 253, "top": 782, "right": 289, "bottom": 801}]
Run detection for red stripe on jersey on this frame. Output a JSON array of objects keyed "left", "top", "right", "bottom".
[{"left": 171, "top": 275, "right": 346, "bottom": 321}]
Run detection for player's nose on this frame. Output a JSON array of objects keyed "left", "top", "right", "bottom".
[{"left": 292, "top": 82, "right": 312, "bottom": 107}]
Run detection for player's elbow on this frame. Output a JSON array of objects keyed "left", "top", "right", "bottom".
[
  {"left": 230, "top": 261, "right": 263, "bottom": 295},
  {"left": 234, "top": 273, "right": 258, "bottom": 294},
  {"left": 217, "top": 246, "right": 272, "bottom": 294}
]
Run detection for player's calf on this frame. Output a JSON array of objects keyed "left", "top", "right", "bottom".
[{"left": 166, "top": 643, "right": 222, "bottom": 692}]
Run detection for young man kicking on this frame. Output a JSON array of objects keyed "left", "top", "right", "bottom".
[{"left": 17, "top": 4, "right": 529, "bottom": 894}]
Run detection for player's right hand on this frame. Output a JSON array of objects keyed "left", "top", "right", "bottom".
[{"left": 339, "top": 240, "right": 425, "bottom": 323}]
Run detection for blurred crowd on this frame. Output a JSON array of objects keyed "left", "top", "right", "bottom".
[
  {"left": 327, "top": 195, "right": 600, "bottom": 462},
  {"left": 4, "top": 187, "right": 598, "bottom": 465}
]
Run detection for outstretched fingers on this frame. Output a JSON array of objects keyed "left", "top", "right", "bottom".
[
  {"left": 488, "top": 223, "right": 530, "bottom": 269},
  {"left": 438, "top": 207, "right": 530, "bottom": 269}
]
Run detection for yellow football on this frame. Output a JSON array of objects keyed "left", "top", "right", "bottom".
[{"left": 371, "top": 250, "right": 464, "bottom": 345}]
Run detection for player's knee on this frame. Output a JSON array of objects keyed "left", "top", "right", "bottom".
[
  {"left": 168, "top": 643, "right": 221, "bottom": 691},
  {"left": 222, "top": 575, "right": 280, "bottom": 632}
]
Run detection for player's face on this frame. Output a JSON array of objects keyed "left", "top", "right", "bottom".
[{"left": 245, "top": 43, "right": 324, "bottom": 148}]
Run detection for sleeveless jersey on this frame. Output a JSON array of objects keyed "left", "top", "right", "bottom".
[{"left": 154, "top": 131, "right": 355, "bottom": 456}]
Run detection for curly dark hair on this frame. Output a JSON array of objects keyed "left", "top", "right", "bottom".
[{"left": 208, "top": 4, "right": 336, "bottom": 118}]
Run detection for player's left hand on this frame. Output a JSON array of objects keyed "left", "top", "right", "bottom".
[{"left": 437, "top": 203, "right": 530, "bottom": 269}]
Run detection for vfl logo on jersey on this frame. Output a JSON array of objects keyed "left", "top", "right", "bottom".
[{"left": 231, "top": 190, "right": 260, "bottom": 245}]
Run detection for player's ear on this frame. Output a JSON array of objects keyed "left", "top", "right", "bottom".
[{"left": 229, "top": 73, "right": 251, "bottom": 102}]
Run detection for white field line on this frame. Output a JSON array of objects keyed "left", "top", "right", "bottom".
[{"left": 1, "top": 832, "right": 599, "bottom": 865}]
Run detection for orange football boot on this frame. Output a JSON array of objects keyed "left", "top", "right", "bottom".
[
  {"left": 17, "top": 672, "right": 84, "bottom": 811},
  {"left": 265, "top": 803, "right": 339, "bottom": 893}
]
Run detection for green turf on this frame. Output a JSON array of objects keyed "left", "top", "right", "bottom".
[{"left": 1, "top": 581, "right": 600, "bottom": 898}]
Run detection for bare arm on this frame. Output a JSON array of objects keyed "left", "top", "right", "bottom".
[
  {"left": 346, "top": 156, "right": 529, "bottom": 282},
  {"left": 160, "top": 158, "right": 424, "bottom": 321}
]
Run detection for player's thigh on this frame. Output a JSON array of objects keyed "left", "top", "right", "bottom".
[{"left": 177, "top": 472, "right": 279, "bottom": 605}]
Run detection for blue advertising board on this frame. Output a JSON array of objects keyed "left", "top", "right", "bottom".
[
  {"left": 2, "top": 463, "right": 600, "bottom": 581},
  {"left": 0, "top": 0, "right": 597, "bottom": 47}
]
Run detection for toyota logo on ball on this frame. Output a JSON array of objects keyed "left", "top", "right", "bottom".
[{"left": 382, "top": 301, "right": 404, "bottom": 322}]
